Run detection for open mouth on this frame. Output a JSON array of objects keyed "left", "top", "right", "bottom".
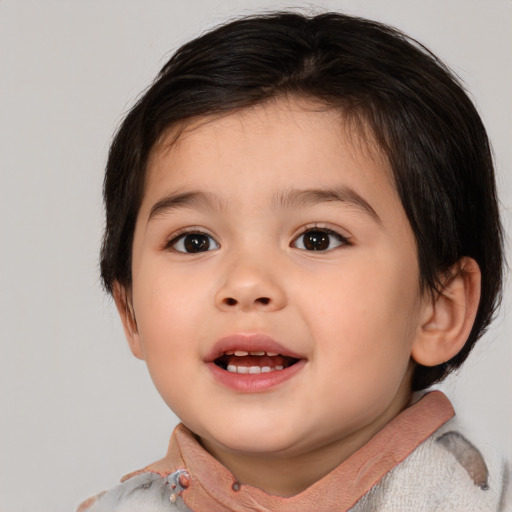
[{"left": 214, "top": 350, "right": 300, "bottom": 374}]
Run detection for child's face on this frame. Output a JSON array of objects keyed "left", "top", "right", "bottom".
[{"left": 121, "top": 97, "right": 429, "bottom": 465}]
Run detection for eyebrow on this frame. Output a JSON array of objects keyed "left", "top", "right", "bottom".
[
  {"left": 148, "top": 191, "right": 223, "bottom": 221},
  {"left": 147, "top": 186, "right": 381, "bottom": 225},
  {"left": 272, "top": 187, "right": 382, "bottom": 224}
]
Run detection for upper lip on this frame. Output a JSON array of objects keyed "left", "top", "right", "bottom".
[{"left": 204, "top": 333, "right": 305, "bottom": 362}]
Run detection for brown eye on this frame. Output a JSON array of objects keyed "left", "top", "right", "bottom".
[
  {"left": 171, "top": 232, "right": 219, "bottom": 253},
  {"left": 292, "top": 229, "right": 347, "bottom": 251}
]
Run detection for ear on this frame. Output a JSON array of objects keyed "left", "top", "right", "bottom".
[
  {"left": 113, "top": 282, "right": 145, "bottom": 360},
  {"left": 411, "top": 257, "right": 481, "bottom": 367}
]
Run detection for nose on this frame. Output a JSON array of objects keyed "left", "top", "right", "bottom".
[{"left": 214, "top": 256, "right": 287, "bottom": 312}]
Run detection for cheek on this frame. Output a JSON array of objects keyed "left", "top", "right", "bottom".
[
  {"left": 132, "top": 263, "right": 212, "bottom": 373},
  {"left": 135, "top": 256, "right": 211, "bottom": 324},
  {"left": 305, "top": 259, "right": 420, "bottom": 368},
  {"left": 133, "top": 286, "right": 202, "bottom": 416},
  {"left": 303, "top": 265, "right": 419, "bottom": 426}
]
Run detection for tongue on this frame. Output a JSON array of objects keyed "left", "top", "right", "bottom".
[{"left": 226, "top": 355, "right": 288, "bottom": 368}]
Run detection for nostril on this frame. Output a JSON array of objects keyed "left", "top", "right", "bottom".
[{"left": 219, "top": 296, "right": 274, "bottom": 308}]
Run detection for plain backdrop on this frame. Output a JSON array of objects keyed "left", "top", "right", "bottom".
[{"left": 0, "top": 1, "right": 510, "bottom": 511}]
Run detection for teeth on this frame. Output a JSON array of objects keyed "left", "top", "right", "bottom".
[
  {"left": 226, "top": 365, "right": 285, "bottom": 374},
  {"left": 226, "top": 350, "right": 281, "bottom": 357}
]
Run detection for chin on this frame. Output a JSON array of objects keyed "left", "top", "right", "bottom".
[{"left": 204, "top": 420, "right": 306, "bottom": 456}]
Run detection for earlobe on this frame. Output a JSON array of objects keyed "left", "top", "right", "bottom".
[
  {"left": 113, "top": 282, "right": 145, "bottom": 360},
  {"left": 411, "top": 257, "right": 481, "bottom": 367}
]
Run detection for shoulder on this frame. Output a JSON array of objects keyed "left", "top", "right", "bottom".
[
  {"left": 351, "top": 417, "right": 511, "bottom": 511},
  {"left": 77, "top": 470, "right": 193, "bottom": 512}
]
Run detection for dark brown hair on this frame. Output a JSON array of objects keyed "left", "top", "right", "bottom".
[{"left": 100, "top": 12, "right": 504, "bottom": 390}]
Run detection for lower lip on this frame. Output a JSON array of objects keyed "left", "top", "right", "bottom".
[{"left": 206, "top": 359, "right": 306, "bottom": 392}]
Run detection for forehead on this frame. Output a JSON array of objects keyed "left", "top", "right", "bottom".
[
  {"left": 151, "top": 98, "right": 389, "bottom": 176},
  {"left": 142, "top": 97, "right": 401, "bottom": 220}
]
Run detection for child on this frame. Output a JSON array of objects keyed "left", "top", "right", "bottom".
[{"left": 79, "top": 11, "right": 508, "bottom": 511}]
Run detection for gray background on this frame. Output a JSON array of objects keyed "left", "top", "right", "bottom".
[{"left": 0, "top": 1, "right": 510, "bottom": 511}]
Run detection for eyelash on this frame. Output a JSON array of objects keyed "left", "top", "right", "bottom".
[
  {"left": 166, "top": 229, "right": 220, "bottom": 254},
  {"left": 291, "top": 226, "right": 351, "bottom": 252}
]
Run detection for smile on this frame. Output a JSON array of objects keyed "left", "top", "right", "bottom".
[{"left": 206, "top": 334, "right": 306, "bottom": 392}]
